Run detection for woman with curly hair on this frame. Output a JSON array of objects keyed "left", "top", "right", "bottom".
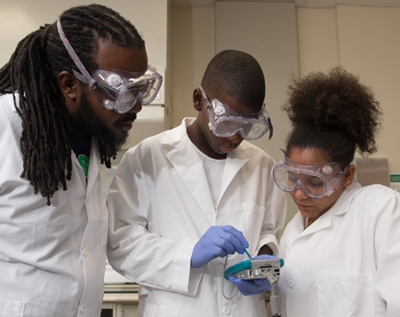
[{"left": 272, "top": 67, "right": 400, "bottom": 316}]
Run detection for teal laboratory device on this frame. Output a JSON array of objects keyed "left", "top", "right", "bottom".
[
  {"left": 224, "top": 257, "right": 284, "bottom": 317},
  {"left": 224, "top": 258, "right": 284, "bottom": 281}
]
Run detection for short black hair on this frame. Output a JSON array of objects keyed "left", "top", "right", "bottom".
[{"left": 201, "top": 49, "right": 266, "bottom": 109}]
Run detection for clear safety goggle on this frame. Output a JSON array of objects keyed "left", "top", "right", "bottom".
[
  {"left": 273, "top": 152, "right": 347, "bottom": 198},
  {"left": 200, "top": 87, "right": 273, "bottom": 140},
  {"left": 56, "top": 20, "right": 163, "bottom": 114},
  {"left": 91, "top": 66, "right": 162, "bottom": 113}
]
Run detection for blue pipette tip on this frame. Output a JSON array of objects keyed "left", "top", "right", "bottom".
[{"left": 244, "top": 248, "right": 252, "bottom": 260}]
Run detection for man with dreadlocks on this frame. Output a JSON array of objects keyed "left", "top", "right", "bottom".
[{"left": 0, "top": 4, "right": 162, "bottom": 317}]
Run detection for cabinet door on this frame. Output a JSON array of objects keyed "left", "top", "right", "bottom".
[
  {"left": 101, "top": 303, "right": 116, "bottom": 317},
  {"left": 116, "top": 304, "right": 138, "bottom": 317}
]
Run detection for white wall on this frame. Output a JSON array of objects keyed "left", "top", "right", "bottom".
[
  {"left": 297, "top": 8, "right": 339, "bottom": 75},
  {"left": 297, "top": 5, "right": 400, "bottom": 177},
  {"left": 0, "top": 0, "right": 168, "bottom": 67},
  {"left": 171, "top": 7, "right": 215, "bottom": 127}
]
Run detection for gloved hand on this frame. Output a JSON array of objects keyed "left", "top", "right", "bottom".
[
  {"left": 191, "top": 226, "right": 249, "bottom": 269},
  {"left": 228, "top": 254, "right": 276, "bottom": 296}
]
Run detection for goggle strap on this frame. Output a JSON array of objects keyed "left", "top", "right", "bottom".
[
  {"left": 72, "top": 70, "right": 93, "bottom": 87},
  {"left": 267, "top": 117, "right": 273, "bottom": 140},
  {"left": 56, "top": 20, "right": 95, "bottom": 87}
]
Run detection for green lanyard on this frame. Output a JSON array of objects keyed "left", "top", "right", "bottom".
[{"left": 78, "top": 154, "right": 90, "bottom": 178}]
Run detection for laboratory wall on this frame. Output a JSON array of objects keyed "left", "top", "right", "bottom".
[
  {"left": 297, "top": 5, "right": 400, "bottom": 178},
  {"left": 171, "top": 7, "right": 215, "bottom": 127},
  {"left": 0, "top": 0, "right": 168, "bottom": 69}
]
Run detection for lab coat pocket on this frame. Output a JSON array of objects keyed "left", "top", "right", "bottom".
[
  {"left": 317, "top": 272, "right": 375, "bottom": 317},
  {"left": 0, "top": 298, "right": 25, "bottom": 317}
]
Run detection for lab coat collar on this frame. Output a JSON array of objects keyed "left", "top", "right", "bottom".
[
  {"left": 163, "top": 118, "right": 253, "bottom": 222},
  {"left": 4, "top": 92, "right": 18, "bottom": 113},
  {"left": 287, "top": 182, "right": 361, "bottom": 240},
  {"left": 164, "top": 118, "right": 215, "bottom": 223},
  {"left": 329, "top": 181, "right": 361, "bottom": 216},
  {"left": 161, "top": 118, "right": 196, "bottom": 146},
  {"left": 86, "top": 137, "right": 104, "bottom": 194},
  {"left": 161, "top": 118, "right": 254, "bottom": 158},
  {"left": 69, "top": 136, "right": 105, "bottom": 196},
  {"left": 219, "top": 141, "right": 253, "bottom": 202}
]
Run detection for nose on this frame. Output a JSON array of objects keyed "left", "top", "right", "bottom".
[
  {"left": 293, "top": 184, "right": 309, "bottom": 200},
  {"left": 226, "top": 132, "right": 244, "bottom": 144},
  {"left": 128, "top": 100, "right": 143, "bottom": 114}
]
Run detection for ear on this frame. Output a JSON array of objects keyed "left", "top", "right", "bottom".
[
  {"left": 58, "top": 71, "right": 83, "bottom": 116},
  {"left": 193, "top": 87, "right": 204, "bottom": 112},
  {"left": 58, "top": 71, "right": 80, "bottom": 100},
  {"left": 343, "top": 164, "right": 356, "bottom": 187}
]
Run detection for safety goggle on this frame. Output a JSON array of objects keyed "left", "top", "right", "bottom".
[
  {"left": 57, "top": 20, "right": 162, "bottom": 114},
  {"left": 273, "top": 153, "right": 347, "bottom": 198},
  {"left": 91, "top": 67, "right": 162, "bottom": 113},
  {"left": 200, "top": 87, "right": 273, "bottom": 140}
]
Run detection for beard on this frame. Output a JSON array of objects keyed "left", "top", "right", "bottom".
[{"left": 71, "top": 92, "right": 135, "bottom": 159}]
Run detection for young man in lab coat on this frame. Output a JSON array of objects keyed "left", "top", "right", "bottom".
[
  {"left": 107, "top": 50, "right": 287, "bottom": 317},
  {"left": 0, "top": 4, "right": 162, "bottom": 317}
]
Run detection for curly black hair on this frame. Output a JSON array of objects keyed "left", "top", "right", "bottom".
[
  {"left": 201, "top": 50, "right": 266, "bottom": 109},
  {"left": 283, "top": 66, "right": 382, "bottom": 167},
  {"left": 0, "top": 4, "right": 144, "bottom": 204}
]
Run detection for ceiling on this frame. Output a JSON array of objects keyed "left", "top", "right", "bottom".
[{"left": 172, "top": 0, "right": 400, "bottom": 8}]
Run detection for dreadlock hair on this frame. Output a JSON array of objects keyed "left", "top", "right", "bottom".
[
  {"left": 283, "top": 66, "right": 382, "bottom": 168},
  {"left": 201, "top": 50, "right": 266, "bottom": 109},
  {"left": 0, "top": 4, "right": 145, "bottom": 205}
]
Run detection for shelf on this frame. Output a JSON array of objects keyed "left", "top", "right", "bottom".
[{"left": 104, "top": 284, "right": 139, "bottom": 293}]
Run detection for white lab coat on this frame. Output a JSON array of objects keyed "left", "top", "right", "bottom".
[
  {"left": 0, "top": 93, "right": 108, "bottom": 317},
  {"left": 278, "top": 182, "right": 400, "bottom": 317},
  {"left": 107, "top": 118, "right": 287, "bottom": 317}
]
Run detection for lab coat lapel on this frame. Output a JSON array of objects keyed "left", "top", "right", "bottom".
[
  {"left": 302, "top": 183, "right": 359, "bottom": 236},
  {"left": 217, "top": 142, "right": 251, "bottom": 206},
  {"left": 164, "top": 120, "right": 216, "bottom": 224},
  {"left": 284, "top": 211, "right": 335, "bottom": 250},
  {"left": 286, "top": 183, "right": 360, "bottom": 245},
  {"left": 86, "top": 137, "right": 104, "bottom": 195}
]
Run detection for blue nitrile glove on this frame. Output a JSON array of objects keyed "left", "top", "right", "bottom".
[
  {"left": 228, "top": 254, "right": 276, "bottom": 296},
  {"left": 191, "top": 226, "right": 249, "bottom": 269}
]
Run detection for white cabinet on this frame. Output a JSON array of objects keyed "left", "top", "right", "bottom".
[
  {"left": 102, "top": 302, "right": 138, "bottom": 317},
  {"left": 116, "top": 304, "right": 138, "bottom": 317},
  {"left": 102, "top": 285, "right": 139, "bottom": 317}
]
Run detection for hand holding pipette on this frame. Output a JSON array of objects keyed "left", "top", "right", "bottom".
[{"left": 191, "top": 225, "right": 249, "bottom": 268}]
